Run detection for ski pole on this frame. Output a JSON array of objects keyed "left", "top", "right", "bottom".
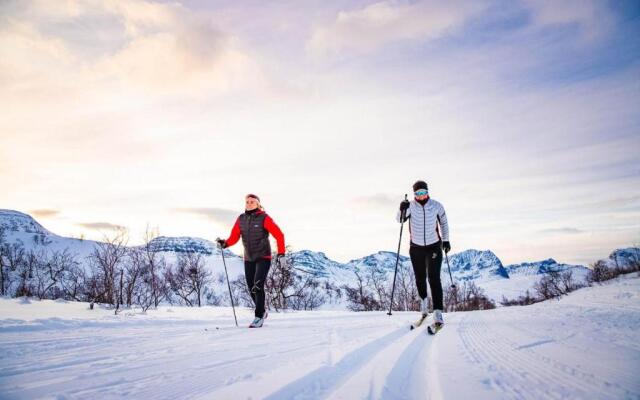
[
  {"left": 445, "top": 251, "right": 455, "bottom": 288},
  {"left": 388, "top": 194, "right": 408, "bottom": 316},
  {"left": 218, "top": 240, "right": 238, "bottom": 327}
]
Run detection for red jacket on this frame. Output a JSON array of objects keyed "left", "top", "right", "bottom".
[{"left": 225, "top": 210, "right": 285, "bottom": 259}]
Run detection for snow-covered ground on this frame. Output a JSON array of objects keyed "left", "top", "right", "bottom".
[{"left": 1, "top": 274, "right": 639, "bottom": 399}]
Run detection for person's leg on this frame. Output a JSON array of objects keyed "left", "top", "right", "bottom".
[
  {"left": 410, "top": 246, "right": 428, "bottom": 314},
  {"left": 244, "top": 260, "right": 257, "bottom": 306},
  {"left": 426, "top": 243, "right": 444, "bottom": 314},
  {"left": 252, "top": 258, "right": 271, "bottom": 318}
]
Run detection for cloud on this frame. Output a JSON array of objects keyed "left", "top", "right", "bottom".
[
  {"left": 30, "top": 209, "right": 60, "bottom": 218},
  {"left": 353, "top": 193, "right": 399, "bottom": 208},
  {"left": 78, "top": 222, "right": 126, "bottom": 230},
  {"left": 0, "top": 0, "right": 272, "bottom": 197},
  {"left": 539, "top": 227, "right": 584, "bottom": 235},
  {"left": 522, "top": 0, "right": 614, "bottom": 42},
  {"left": 307, "top": 0, "right": 487, "bottom": 56},
  {"left": 0, "top": 0, "right": 266, "bottom": 103},
  {"left": 173, "top": 207, "right": 238, "bottom": 225}
]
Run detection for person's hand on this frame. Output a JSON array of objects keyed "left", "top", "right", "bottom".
[
  {"left": 399, "top": 200, "right": 410, "bottom": 212},
  {"left": 443, "top": 241, "right": 451, "bottom": 254},
  {"left": 276, "top": 253, "right": 285, "bottom": 265},
  {"left": 215, "top": 238, "right": 226, "bottom": 249}
]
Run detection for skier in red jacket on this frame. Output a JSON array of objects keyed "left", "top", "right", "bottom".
[{"left": 217, "top": 194, "right": 285, "bottom": 328}]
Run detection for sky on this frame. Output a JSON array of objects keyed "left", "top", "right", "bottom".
[{"left": 1, "top": 0, "right": 639, "bottom": 265}]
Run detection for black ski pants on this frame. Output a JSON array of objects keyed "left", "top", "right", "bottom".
[
  {"left": 244, "top": 258, "right": 271, "bottom": 318},
  {"left": 409, "top": 241, "right": 444, "bottom": 311}
]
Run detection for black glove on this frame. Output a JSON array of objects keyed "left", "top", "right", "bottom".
[
  {"left": 399, "top": 200, "right": 410, "bottom": 212},
  {"left": 215, "top": 238, "right": 226, "bottom": 249},
  {"left": 275, "top": 253, "right": 285, "bottom": 265},
  {"left": 443, "top": 241, "right": 451, "bottom": 254}
]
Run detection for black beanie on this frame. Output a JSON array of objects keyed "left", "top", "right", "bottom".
[{"left": 413, "top": 180, "right": 428, "bottom": 192}]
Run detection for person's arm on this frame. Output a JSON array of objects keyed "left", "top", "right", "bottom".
[
  {"left": 437, "top": 204, "right": 449, "bottom": 241},
  {"left": 224, "top": 217, "right": 241, "bottom": 247},
  {"left": 264, "top": 215, "right": 285, "bottom": 255}
]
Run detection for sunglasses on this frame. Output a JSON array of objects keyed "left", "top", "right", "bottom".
[{"left": 414, "top": 189, "right": 428, "bottom": 196}]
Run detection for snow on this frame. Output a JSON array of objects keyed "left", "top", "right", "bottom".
[
  {"left": 0, "top": 209, "right": 617, "bottom": 305},
  {"left": 0, "top": 209, "right": 51, "bottom": 235},
  {"left": 1, "top": 274, "right": 639, "bottom": 399}
]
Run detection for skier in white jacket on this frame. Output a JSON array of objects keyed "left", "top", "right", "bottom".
[{"left": 397, "top": 180, "right": 450, "bottom": 328}]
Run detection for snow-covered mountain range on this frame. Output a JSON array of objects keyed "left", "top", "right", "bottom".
[{"left": 1, "top": 209, "right": 637, "bottom": 302}]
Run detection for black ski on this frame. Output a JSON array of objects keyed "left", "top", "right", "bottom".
[
  {"left": 410, "top": 314, "right": 428, "bottom": 330},
  {"left": 427, "top": 323, "right": 443, "bottom": 335}
]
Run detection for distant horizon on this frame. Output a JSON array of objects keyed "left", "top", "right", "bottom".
[
  {"left": 1, "top": 0, "right": 639, "bottom": 267},
  {"left": 3, "top": 207, "right": 634, "bottom": 268}
]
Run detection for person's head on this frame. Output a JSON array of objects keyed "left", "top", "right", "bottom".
[
  {"left": 413, "top": 180, "right": 429, "bottom": 201},
  {"left": 245, "top": 193, "right": 261, "bottom": 211}
]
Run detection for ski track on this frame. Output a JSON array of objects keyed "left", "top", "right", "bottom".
[
  {"left": 457, "top": 305, "right": 640, "bottom": 399},
  {"left": 1, "top": 276, "right": 639, "bottom": 399}
]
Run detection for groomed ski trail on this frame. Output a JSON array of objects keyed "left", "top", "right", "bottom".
[{"left": 1, "top": 274, "right": 638, "bottom": 399}]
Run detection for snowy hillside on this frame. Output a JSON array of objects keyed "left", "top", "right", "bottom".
[
  {"left": 505, "top": 258, "right": 588, "bottom": 277},
  {"left": 146, "top": 236, "right": 237, "bottom": 259},
  {"left": 287, "top": 248, "right": 591, "bottom": 303},
  {"left": 1, "top": 273, "right": 638, "bottom": 399},
  {"left": 448, "top": 249, "right": 509, "bottom": 280},
  {"left": 0, "top": 209, "right": 245, "bottom": 285},
  {"left": 481, "top": 259, "right": 592, "bottom": 301},
  {"left": 0, "top": 209, "right": 635, "bottom": 304},
  {"left": 0, "top": 209, "right": 51, "bottom": 235}
]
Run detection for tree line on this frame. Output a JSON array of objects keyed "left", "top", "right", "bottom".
[
  {"left": 0, "top": 228, "right": 218, "bottom": 313},
  {"left": 500, "top": 255, "right": 640, "bottom": 307},
  {"left": 2, "top": 227, "right": 637, "bottom": 314}
]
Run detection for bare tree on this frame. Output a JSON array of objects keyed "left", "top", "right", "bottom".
[
  {"left": 140, "top": 227, "right": 169, "bottom": 308},
  {"left": 124, "top": 247, "right": 146, "bottom": 307},
  {"left": 265, "top": 252, "right": 326, "bottom": 311},
  {"left": 500, "top": 290, "right": 541, "bottom": 306},
  {"left": 166, "top": 252, "right": 211, "bottom": 307},
  {"left": 32, "top": 249, "right": 77, "bottom": 300},
  {"left": 15, "top": 249, "right": 39, "bottom": 297},
  {"left": 533, "top": 271, "right": 577, "bottom": 300},
  {"left": 0, "top": 228, "right": 8, "bottom": 296},
  {"left": 343, "top": 268, "right": 384, "bottom": 311},
  {"left": 230, "top": 275, "right": 254, "bottom": 307},
  {"left": 390, "top": 262, "right": 419, "bottom": 312},
  {"left": 60, "top": 261, "right": 86, "bottom": 302},
  {"left": 443, "top": 281, "right": 495, "bottom": 311},
  {"left": 184, "top": 252, "right": 211, "bottom": 307},
  {"left": 87, "top": 229, "right": 129, "bottom": 310},
  {"left": 265, "top": 254, "right": 295, "bottom": 311},
  {"left": 0, "top": 230, "right": 24, "bottom": 296}
]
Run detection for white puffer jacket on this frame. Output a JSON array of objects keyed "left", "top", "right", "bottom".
[{"left": 396, "top": 198, "right": 449, "bottom": 246}]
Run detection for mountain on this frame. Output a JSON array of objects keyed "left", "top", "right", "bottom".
[
  {"left": 290, "top": 250, "right": 348, "bottom": 278},
  {"left": 0, "top": 209, "right": 51, "bottom": 236},
  {"left": 505, "top": 258, "right": 589, "bottom": 277},
  {"left": 608, "top": 248, "right": 640, "bottom": 268},
  {"left": 1, "top": 209, "right": 637, "bottom": 304},
  {"left": 0, "top": 210, "right": 244, "bottom": 285},
  {"left": 346, "top": 251, "right": 410, "bottom": 271},
  {"left": 448, "top": 249, "right": 509, "bottom": 281},
  {"left": 147, "top": 236, "right": 237, "bottom": 258}
]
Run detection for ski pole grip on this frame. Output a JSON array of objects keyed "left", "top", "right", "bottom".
[{"left": 401, "top": 194, "right": 408, "bottom": 219}]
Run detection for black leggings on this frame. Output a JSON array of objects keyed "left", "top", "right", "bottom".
[
  {"left": 409, "top": 242, "right": 443, "bottom": 311},
  {"left": 244, "top": 258, "right": 271, "bottom": 318}
]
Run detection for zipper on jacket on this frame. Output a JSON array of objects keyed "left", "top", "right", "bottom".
[
  {"left": 247, "top": 213, "right": 253, "bottom": 259},
  {"left": 422, "top": 204, "right": 427, "bottom": 245}
]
